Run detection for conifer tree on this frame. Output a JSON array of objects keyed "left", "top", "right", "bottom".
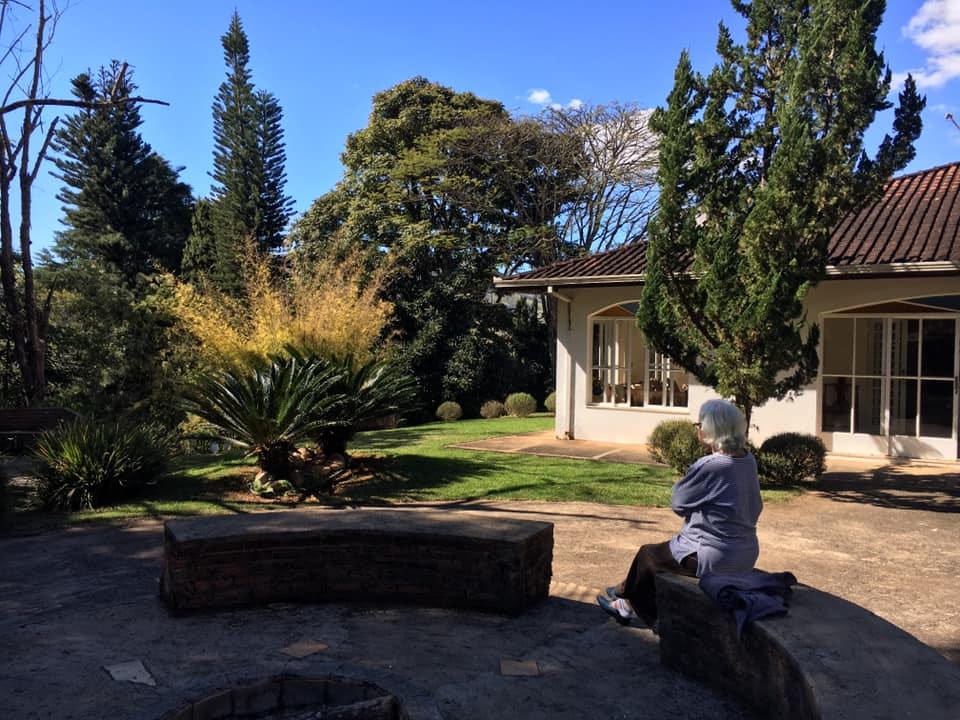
[
  {"left": 209, "top": 12, "right": 292, "bottom": 256},
  {"left": 52, "top": 61, "right": 193, "bottom": 280},
  {"left": 638, "top": 0, "right": 924, "bottom": 428}
]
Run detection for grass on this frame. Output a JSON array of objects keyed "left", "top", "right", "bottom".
[{"left": 0, "top": 415, "right": 799, "bottom": 532}]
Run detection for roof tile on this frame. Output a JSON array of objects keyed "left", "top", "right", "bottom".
[{"left": 502, "top": 161, "right": 960, "bottom": 284}]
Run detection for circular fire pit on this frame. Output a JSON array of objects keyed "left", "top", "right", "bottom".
[{"left": 160, "top": 675, "right": 407, "bottom": 720}]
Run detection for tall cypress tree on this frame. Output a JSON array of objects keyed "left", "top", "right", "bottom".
[
  {"left": 52, "top": 61, "right": 193, "bottom": 280},
  {"left": 637, "top": 0, "right": 924, "bottom": 427},
  {"left": 209, "top": 12, "right": 292, "bottom": 256}
]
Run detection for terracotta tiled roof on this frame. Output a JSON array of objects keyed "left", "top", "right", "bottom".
[
  {"left": 496, "top": 161, "right": 960, "bottom": 287},
  {"left": 501, "top": 241, "right": 649, "bottom": 284},
  {"left": 829, "top": 161, "right": 960, "bottom": 266}
]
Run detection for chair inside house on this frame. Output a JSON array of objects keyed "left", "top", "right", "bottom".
[{"left": 648, "top": 379, "right": 664, "bottom": 405}]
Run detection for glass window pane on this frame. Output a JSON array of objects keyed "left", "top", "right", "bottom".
[
  {"left": 853, "top": 378, "right": 883, "bottom": 435},
  {"left": 592, "top": 322, "right": 602, "bottom": 366},
  {"left": 591, "top": 368, "right": 603, "bottom": 403},
  {"left": 889, "top": 378, "right": 918, "bottom": 436},
  {"left": 854, "top": 319, "right": 884, "bottom": 375},
  {"left": 822, "top": 318, "right": 854, "bottom": 374},
  {"left": 647, "top": 368, "right": 665, "bottom": 405},
  {"left": 920, "top": 380, "right": 954, "bottom": 438},
  {"left": 670, "top": 373, "right": 689, "bottom": 408},
  {"left": 921, "top": 319, "right": 955, "bottom": 378},
  {"left": 822, "top": 376, "right": 852, "bottom": 432},
  {"left": 890, "top": 319, "right": 919, "bottom": 377}
]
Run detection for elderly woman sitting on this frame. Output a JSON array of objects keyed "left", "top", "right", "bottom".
[{"left": 598, "top": 398, "right": 762, "bottom": 627}]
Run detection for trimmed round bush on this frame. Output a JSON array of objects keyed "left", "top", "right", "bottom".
[
  {"left": 544, "top": 391, "right": 557, "bottom": 414},
  {"left": 480, "top": 400, "right": 506, "bottom": 419},
  {"left": 757, "top": 432, "right": 827, "bottom": 486},
  {"left": 435, "top": 401, "right": 463, "bottom": 422},
  {"left": 33, "top": 419, "right": 178, "bottom": 510},
  {"left": 504, "top": 392, "right": 537, "bottom": 418},
  {"left": 648, "top": 420, "right": 708, "bottom": 474}
]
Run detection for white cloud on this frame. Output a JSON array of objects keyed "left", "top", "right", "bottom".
[
  {"left": 527, "top": 89, "right": 585, "bottom": 110},
  {"left": 527, "top": 88, "right": 553, "bottom": 105},
  {"left": 900, "top": 0, "right": 960, "bottom": 88}
]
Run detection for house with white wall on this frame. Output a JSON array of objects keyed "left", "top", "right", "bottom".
[{"left": 494, "top": 162, "right": 960, "bottom": 460}]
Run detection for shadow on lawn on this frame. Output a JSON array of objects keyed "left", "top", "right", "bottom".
[
  {"left": 352, "top": 426, "right": 450, "bottom": 451},
  {"left": 334, "top": 453, "right": 499, "bottom": 503}
]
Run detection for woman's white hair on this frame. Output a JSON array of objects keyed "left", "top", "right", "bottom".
[{"left": 699, "top": 399, "right": 747, "bottom": 453}]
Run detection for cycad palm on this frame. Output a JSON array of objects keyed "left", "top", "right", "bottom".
[
  {"left": 315, "top": 356, "right": 420, "bottom": 456},
  {"left": 184, "top": 353, "right": 345, "bottom": 477}
]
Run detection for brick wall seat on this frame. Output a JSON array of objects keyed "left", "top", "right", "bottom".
[
  {"left": 160, "top": 508, "right": 553, "bottom": 615},
  {"left": 655, "top": 573, "right": 960, "bottom": 720}
]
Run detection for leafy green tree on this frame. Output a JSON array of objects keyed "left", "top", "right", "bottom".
[
  {"left": 43, "top": 261, "right": 183, "bottom": 427},
  {"left": 209, "top": 12, "right": 292, "bottom": 258},
  {"left": 52, "top": 61, "right": 193, "bottom": 280},
  {"left": 638, "top": 0, "right": 924, "bottom": 427},
  {"left": 292, "top": 77, "right": 560, "bottom": 416}
]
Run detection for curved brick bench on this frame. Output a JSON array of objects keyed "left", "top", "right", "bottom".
[
  {"left": 655, "top": 573, "right": 960, "bottom": 720},
  {"left": 160, "top": 509, "right": 553, "bottom": 615}
]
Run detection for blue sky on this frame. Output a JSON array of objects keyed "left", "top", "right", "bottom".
[{"left": 17, "top": 0, "right": 960, "bottom": 255}]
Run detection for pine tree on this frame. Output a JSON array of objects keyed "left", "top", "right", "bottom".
[
  {"left": 52, "top": 61, "right": 193, "bottom": 280},
  {"left": 210, "top": 12, "right": 292, "bottom": 257},
  {"left": 637, "top": 0, "right": 925, "bottom": 428}
]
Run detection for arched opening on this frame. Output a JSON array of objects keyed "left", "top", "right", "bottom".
[
  {"left": 820, "top": 295, "right": 960, "bottom": 458},
  {"left": 587, "top": 302, "right": 689, "bottom": 409}
]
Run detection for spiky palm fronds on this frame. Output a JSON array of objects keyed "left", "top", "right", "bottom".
[{"left": 183, "top": 353, "right": 346, "bottom": 477}]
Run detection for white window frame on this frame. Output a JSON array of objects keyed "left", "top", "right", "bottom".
[{"left": 588, "top": 305, "right": 689, "bottom": 410}]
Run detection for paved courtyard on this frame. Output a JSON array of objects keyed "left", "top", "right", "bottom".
[{"left": 0, "top": 441, "right": 957, "bottom": 719}]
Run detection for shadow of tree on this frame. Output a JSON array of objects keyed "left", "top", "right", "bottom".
[
  {"left": 813, "top": 466, "right": 959, "bottom": 513},
  {"left": 352, "top": 427, "right": 444, "bottom": 451}
]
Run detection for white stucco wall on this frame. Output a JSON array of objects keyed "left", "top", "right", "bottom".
[{"left": 551, "top": 273, "right": 960, "bottom": 457}]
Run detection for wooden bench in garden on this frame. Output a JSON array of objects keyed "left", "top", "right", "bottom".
[
  {"left": 655, "top": 572, "right": 960, "bottom": 720},
  {"left": 160, "top": 508, "right": 554, "bottom": 615},
  {"left": 0, "top": 407, "right": 77, "bottom": 452}
]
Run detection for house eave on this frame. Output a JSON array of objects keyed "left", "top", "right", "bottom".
[
  {"left": 824, "top": 261, "right": 960, "bottom": 277},
  {"left": 493, "top": 274, "right": 646, "bottom": 291},
  {"left": 494, "top": 261, "right": 960, "bottom": 292}
]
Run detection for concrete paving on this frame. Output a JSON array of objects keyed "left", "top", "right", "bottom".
[{"left": 1, "top": 438, "right": 958, "bottom": 719}]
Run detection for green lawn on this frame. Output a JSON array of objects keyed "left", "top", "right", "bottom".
[{"left": 0, "top": 415, "right": 797, "bottom": 532}]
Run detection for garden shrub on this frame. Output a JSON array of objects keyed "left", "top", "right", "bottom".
[
  {"left": 435, "top": 401, "right": 463, "bottom": 422},
  {"left": 33, "top": 419, "right": 178, "bottom": 510},
  {"left": 480, "top": 400, "right": 506, "bottom": 419},
  {"left": 648, "top": 420, "right": 708, "bottom": 474},
  {"left": 544, "top": 391, "right": 557, "bottom": 414},
  {"left": 504, "top": 392, "right": 537, "bottom": 418},
  {"left": 756, "top": 432, "right": 827, "bottom": 486}
]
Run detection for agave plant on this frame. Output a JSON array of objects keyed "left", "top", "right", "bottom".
[
  {"left": 183, "top": 353, "right": 347, "bottom": 479},
  {"left": 313, "top": 356, "right": 421, "bottom": 456}
]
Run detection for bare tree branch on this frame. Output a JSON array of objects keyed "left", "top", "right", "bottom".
[{"left": 0, "top": 93, "right": 169, "bottom": 115}]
